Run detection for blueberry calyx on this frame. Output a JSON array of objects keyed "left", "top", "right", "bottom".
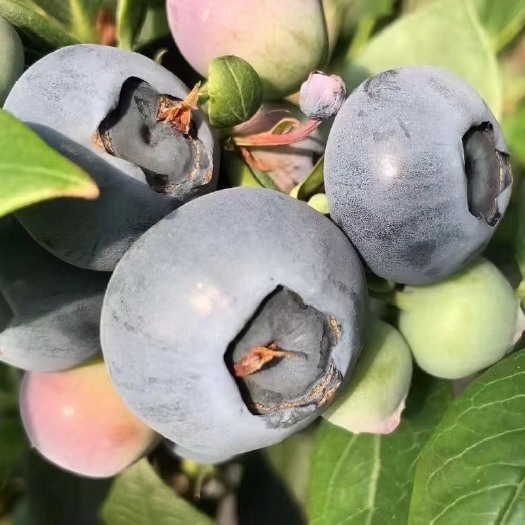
[
  {"left": 225, "top": 286, "right": 342, "bottom": 428},
  {"left": 95, "top": 77, "right": 213, "bottom": 196},
  {"left": 463, "top": 122, "right": 512, "bottom": 227}
]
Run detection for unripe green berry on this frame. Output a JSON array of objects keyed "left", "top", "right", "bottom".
[
  {"left": 397, "top": 257, "right": 518, "bottom": 379},
  {"left": 324, "top": 318, "right": 413, "bottom": 434}
]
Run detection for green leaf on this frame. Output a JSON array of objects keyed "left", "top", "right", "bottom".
[
  {"left": 266, "top": 431, "right": 316, "bottom": 510},
  {"left": 342, "top": 0, "right": 395, "bottom": 21},
  {"left": 0, "top": 0, "right": 79, "bottom": 52},
  {"left": 402, "top": 0, "right": 435, "bottom": 11},
  {"left": 403, "top": 0, "right": 525, "bottom": 50},
  {"left": 510, "top": 105, "right": 525, "bottom": 279},
  {"left": 309, "top": 372, "right": 452, "bottom": 525},
  {"left": 516, "top": 182, "right": 525, "bottom": 280},
  {"left": 102, "top": 459, "right": 213, "bottom": 525},
  {"left": 296, "top": 156, "right": 324, "bottom": 201},
  {"left": 207, "top": 55, "right": 263, "bottom": 129},
  {"left": 344, "top": 0, "right": 502, "bottom": 118},
  {"left": 134, "top": 3, "right": 169, "bottom": 48},
  {"left": 336, "top": 0, "right": 396, "bottom": 40},
  {"left": 33, "top": 0, "right": 107, "bottom": 42},
  {"left": 223, "top": 151, "right": 263, "bottom": 189},
  {"left": 116, "top": 0, "right": 147, "bottom": 50},
  {"left": 409, "top": 349, "right": 525, "bottom": 524},
  {"left": 503, "top": 103, "right": 525, "bottom": 167},
  {"left": 0, "top": 110, "right": 99, "bottom": 218},
  {"left": 247, "top": 164, "right": 282, "bottom": 191},
  {"left": 473, "top": 0, "right": 525, "bottom": 50}
]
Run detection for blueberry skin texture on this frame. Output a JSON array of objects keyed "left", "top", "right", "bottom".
[
  {"left": 101, "top": 187, "right": 367, "bottom": 458},
  {"left": 0, "top": 16, "right": 24, "bottom": 105},
  {"left": 166, "top": 441, "right": 233, "bottom": 465},
  {"left": 4, "top": 44, "right": 219, "bottom": 271},
  {"left": 324, "top": 66, "right": 512, "bottom": 285},
  {"left": 0, "top": 217, "right": 108, "bottom": 372}
]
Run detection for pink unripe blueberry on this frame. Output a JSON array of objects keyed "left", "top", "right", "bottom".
[
  {"left": 20, "top": 360, "right": 159, "bottom": 478},
  {"left": 166, "top": 0, "right": 328, "bottom": 99}
]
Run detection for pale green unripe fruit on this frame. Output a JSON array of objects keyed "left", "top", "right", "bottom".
[
  {"left": 398, "top": 257, "right": 518, "bottom": 380},
  {"left": 324, "top": 318, "right": 413, "bottom": 434},
  {"left": 0, "top": 16, "right": 24, "bottom": 105}
]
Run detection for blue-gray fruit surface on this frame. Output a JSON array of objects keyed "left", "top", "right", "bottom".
[
  {"left": 4, "top": 44, "right": 219, "bottom": 271},
  {"left": 324, "top": 65, "right": 512, "bottom": 285},
  {"left": 0, "top": 217, "right": 108, "bottom": 372},
  {"left": 101, "top": 188, "right": 367, "bottom": 458}
]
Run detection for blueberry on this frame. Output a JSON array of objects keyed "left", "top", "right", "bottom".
[
  {"left": 397, "top": 257, "right": 519, "bottom": 379},
  {"left": 20, "top": 359, "right": 159, "bottom": 478},
  {"left": 0, "top": 217, "right": 108, "bottom": 372},
  {"left": 324, "top": 66, "right": 512, "bottom": 285},
  {"left": 166, "top": 441, "right": 233, "bottom": 465},
  {"left": 0, "top": 16, "right": 24, "bottom": 105},
  {"left": 4, "top": 44, "right": 219, "bottom": 271},
  {"left": 101, "top": 188, "right": 367, "bottom": 458},
  {"left": 166, "top": 0, "right": 328, "bottom": 99},
  {"left": 323, "top": 318, "right": 413, "bottom": 434}
]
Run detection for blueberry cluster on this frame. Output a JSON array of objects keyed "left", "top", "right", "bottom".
[{"left": 0, "top": 30, "right": 516, "bottom": 478}]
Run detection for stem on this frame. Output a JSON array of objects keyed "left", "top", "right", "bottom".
[
  {"left": 233, "top": 119, "right": 322, "bottom": 147},
  {"left": 198, "top": 83, "right": 209, "bottom": 103}
]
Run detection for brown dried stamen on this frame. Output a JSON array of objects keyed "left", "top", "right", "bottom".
[
  {"left": 233, "top": 342, "right": 303, "bottom": 378},
  {"left": 157, "top": 83, "right": 201, "bottom": 135},
  {"left": 329, "top": 316, "right": 342, "bottom": 344},
  {"left": 250, "top": 361, "right": 342, "bottom": 413}
]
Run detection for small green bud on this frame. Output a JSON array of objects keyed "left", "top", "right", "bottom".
[{"left": 207, "top": 55, "right": 263, "bottom": 128}]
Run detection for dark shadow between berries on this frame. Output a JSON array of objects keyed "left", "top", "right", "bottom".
[
  {"left": 224, "top": 286, "right": 342, "bottom": 429},
  {"left": 463, "top": 122, "right": 512, "bottom": 227},
  {"left": 0, "top": 292, "right": 13, "bottom": 332}
]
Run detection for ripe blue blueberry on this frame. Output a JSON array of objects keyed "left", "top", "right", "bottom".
[
  {"left": 0, "top": 217, "right": 108, "bottom": 372},
  {"left": 4, "top": 44, "right": 219, "bottom": 271},
  {"left": 101, "top": 188, "right": 367, "bottom": 458},
  {"left": 324, "top": 66, "right": 512, "bottom": 285}
]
